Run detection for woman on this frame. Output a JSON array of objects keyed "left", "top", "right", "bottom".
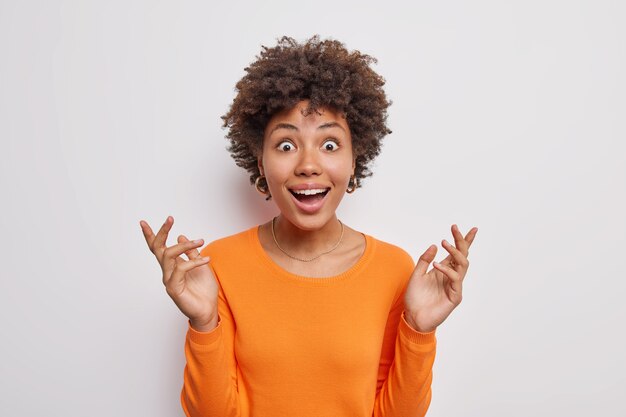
[{"left": 140, "top": 35, "right": 478, "bottom": 417}]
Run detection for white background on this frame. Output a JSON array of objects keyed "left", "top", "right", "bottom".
[{"left": 1, "top": 0, "right": 625, "bottom": 416}]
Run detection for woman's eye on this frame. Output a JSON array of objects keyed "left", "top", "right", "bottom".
[
  {"left": 322, "top": 140, "right": 339, "bottom": 151},
  {"left": 277, "top": 141, "right": 294, "bottom": 152}
]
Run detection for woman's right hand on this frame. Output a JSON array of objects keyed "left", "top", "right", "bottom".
[{"left": 140, "top": 216, "right": 219, "bottom": 332}]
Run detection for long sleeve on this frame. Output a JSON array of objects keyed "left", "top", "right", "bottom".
[
  {"left": 176, "top": 227, "right": 439, "bottom": 417},
  {"left": 372, "top": 289, "right": 437, "bottom": 416},
  {"left": 180, "top": 262, "right": 241, "bottom": 417}
]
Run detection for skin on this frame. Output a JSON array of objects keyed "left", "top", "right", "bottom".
[
  {"left": 255, "top": 100, "right": 366, "bottom": 278},
  {"left": 404, "top": 225, "right": 478, "bottom": 332},
  {"left": 139, "top": 99, "right": 478, "bottom": 333},
  {"left": 140, "top": 216, "right": 218, "bottom": 331}
]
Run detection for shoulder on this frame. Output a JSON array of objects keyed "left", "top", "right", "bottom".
[
  {"left": 361, "top": 233, "right": 415, "bottom": 298},
  {"left": 198, "top": 226, "right": 256, "bottom": 260},
  {"left": 367, "top": 234, "right": 415, "bottom": 269},
  {"left": 359, "top": 233, "right": 415, "bottom": 284}
]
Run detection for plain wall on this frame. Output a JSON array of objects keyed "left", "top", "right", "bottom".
[{"left": 1, "top": 0, "right": 625, "bottom": 415}]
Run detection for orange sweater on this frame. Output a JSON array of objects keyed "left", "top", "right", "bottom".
[{"left": 181, "top": 226, "right": 437, "bottom": 417}]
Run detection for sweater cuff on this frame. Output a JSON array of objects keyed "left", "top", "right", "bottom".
[
  {"left": 186, "top": 316, "right": 222, "bottom": 345},
  {"left": 399, "top": 311, "right": 437, "bottom": 344}
]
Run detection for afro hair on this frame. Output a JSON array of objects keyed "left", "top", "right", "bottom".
[{"left": 221, "top": 35, "right": 392, "bottom": 190}]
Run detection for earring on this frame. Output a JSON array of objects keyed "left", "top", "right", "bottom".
[
  {"left": 255, "top": 175, "right": 270, "bottom": 195},
  {"left": 346, "top": 175, "right": 358, "bottom": 193}
]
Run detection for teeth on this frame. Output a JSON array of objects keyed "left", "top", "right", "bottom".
[{"left": 292, "top": 188, "right": 328, "bottom": 195}]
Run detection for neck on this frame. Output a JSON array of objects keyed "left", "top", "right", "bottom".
[{"left": 273, "top": 215, "right": 343, "bottom": 257}]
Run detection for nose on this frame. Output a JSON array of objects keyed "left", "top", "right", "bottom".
[{"left": 294, "top": 145, "right": 321, "bottom": 177}]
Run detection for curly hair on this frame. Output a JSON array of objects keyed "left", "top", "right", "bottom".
[{"left": 221, "top": 35, "right": 392, "bottom": 190}]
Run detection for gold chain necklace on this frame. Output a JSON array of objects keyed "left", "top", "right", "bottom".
[{"left": 271, "top": 216, "right": 344, "bottom": 262}]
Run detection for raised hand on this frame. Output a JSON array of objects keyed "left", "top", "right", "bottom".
[
  {"left": 403, "top": 224, "right": 478, "bottom": 333},
  {"left": 140, "top": 216, "right": 219, "bottom": 332}
]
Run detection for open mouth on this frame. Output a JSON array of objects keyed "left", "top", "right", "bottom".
[{"left": 289, "top": 188, "right": 330, "bottom": 204}]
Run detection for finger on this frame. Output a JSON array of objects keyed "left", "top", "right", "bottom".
[
  {"left": 465, "top": 227, "right": 478, "bottom": 247},
  {"left": 433, "top": 261, "right": 463, "bottom": 301},
  {"left": 153, "top": 216, "right": 175, "bottom": 253},
  {"left": 415, "top": 245, "right": 437, "bottom": 276},
  {"left": 163, "top": 238, "right": 205, "bottom": 272},
  {"left": 451, "top": 224, "right": 470, "bottom": 256},
  {"left": 178, "top": 235, "right": 204, "bottom": 261},
  {"left": 442, "top": 239, "right": 469, "bottom": 270},
  {"left": 165, "top": 255, "right": 210, "bottom": 289},
  {"left": 139, "top": 220, "right": 157, "bottom": 251},
  {"left": 451, "top": 224, "right": 479, "bottom": 254}
]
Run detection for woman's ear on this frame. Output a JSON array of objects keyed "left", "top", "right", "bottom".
[{"left": 257, "top": 156, "right": 264, "bottom": 175}]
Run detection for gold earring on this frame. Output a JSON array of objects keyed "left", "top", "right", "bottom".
[
  {"left": 255, "top": 175, "right": 269, "bottom": 195},
  {"left": 346, "top": 175, "right": 358, "bottom": 193}
]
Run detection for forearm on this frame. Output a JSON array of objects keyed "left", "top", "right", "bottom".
[
  {"left": 373, "top": 312, "right": 437, "bottom": 417},
  {"left": 181, "top": 318, "right": 240, "bottom": 417}
]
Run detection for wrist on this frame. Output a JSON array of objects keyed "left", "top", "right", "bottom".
[
  {"left": 190, "top": 314, "right": 218, "bottom": 332},
  {"left": 403, "top": 311, "right": 436, "bottom": 333}
]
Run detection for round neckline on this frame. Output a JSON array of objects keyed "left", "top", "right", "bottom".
[{"left": 249, "top": 225, "right": 375, "bottom": 285}]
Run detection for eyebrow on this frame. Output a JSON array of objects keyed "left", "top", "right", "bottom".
[
  {"left": 318, "top": 122, "right": 346, "bottom": 132},
  {"left": 269, "top": 122, "right": 346, "bottom": 135},
  {"left": 270, "top": 123, "right": 298, "bottom": 134}
]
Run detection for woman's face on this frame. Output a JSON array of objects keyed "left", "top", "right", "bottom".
[{"left": 259, "top": 100, "right": 355, "bottom": 231}]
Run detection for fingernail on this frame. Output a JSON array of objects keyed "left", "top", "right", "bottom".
[{"left": 193, "top": 239, "right": 203, "bottom": 244}]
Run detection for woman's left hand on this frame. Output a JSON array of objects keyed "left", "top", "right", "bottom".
[{"left": 403, "top": 224, "right": 478, "bottom": 333}]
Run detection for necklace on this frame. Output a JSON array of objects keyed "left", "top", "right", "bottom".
[{"left": 271, "top": 216, "right": 344, "bottom": 262}]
